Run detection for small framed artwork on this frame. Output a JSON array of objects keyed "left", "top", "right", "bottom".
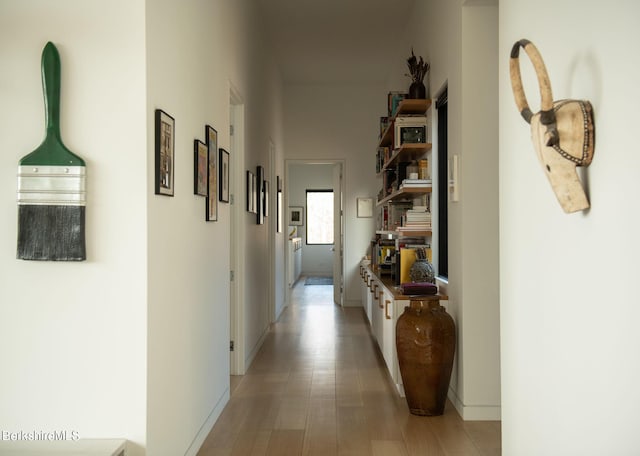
[
  {"left": 289, "top": 206, "right": 304, "bottom": 226},
  {"left": 251, "top": 173, "right": 257, "bottom": 214},
  {"left": 263, "top": 180, "right": 269, "bottom": 217},
  {"left": 154, "top": 109, "right": 175, "bottom": 196},
  {"left": 256, "top": 165, "right": 264, "bottom": 225},
  {"left": 206, "top": 125, "right": 218, "bottom": 221},
  {"left": 194, "top": 139, "right": 207, "bottom": 196},
  {"left": 357, "top": 197, "right": 373, "bottom": 218},
  {"left": 276, "top": 176, "right": 283, "bottom": 233},
  {"left": 246, "top": 170, "right": 254, "bottom": 212},
  {"left": 219, "top": 148, "right": 229, "bottom": 203}
]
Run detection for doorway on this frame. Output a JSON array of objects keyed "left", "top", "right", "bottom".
[
  {"left": 229, "top": 87, "right": 245, "bottom": 376},
  {"left": 285, "top": 159, "right": 344, "bottom": 307}
]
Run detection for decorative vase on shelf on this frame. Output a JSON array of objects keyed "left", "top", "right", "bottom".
[
  {"left": 405, "top": 48, "right": 429, "bottom": 100},
  {"left": 396, "top": 298, "right": 456, "bottom": 416},
  {"left": 409, "top": 258, "right": 435, "bottom": 283},
  {"left": 408, "top": 81, "right": 426, "bottom": 100}
]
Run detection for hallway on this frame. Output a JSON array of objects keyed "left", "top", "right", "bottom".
[{"left": 198, "top": 281, "right": 501, "bottom": 455}]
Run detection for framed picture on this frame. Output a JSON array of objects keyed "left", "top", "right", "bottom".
[
  {"left": 357, "top": 197, "right": 373, "bottom": 218},
  {"left": 247, "top": 171, "right": 256, "bottom": 213},
  {"left": 154, "top": 109, "right": 175, "bottom": 196},
  {"left": 219, "top": 148, "right": 229, "bottom": 203},
  {"left": 263, "top": 180, "right": 269, "bottom": 217},
  {"left": 251, "top": 173, "right": 257, "bottom": 214},
  {"left": 256, "top": 165, "right": 264, "bottom": 225},
  {"left": 276, "top": 176, "right": 283, "bottom": 233},
  {"left": 388, "top": 91, "right": 407, "bottom": 118},
  {"left": 194, "top": 139, "right": 207, "bottom": 196},
  {"left": 206, "top": 125, "right": 218, "bottom": 221},
  {"left": 289, "top": 206, "right": 304, "bottom": 226}
]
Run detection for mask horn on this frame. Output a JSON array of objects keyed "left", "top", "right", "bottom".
[{"left": 509, "top": 40, "right": 558, "bottom": 146}]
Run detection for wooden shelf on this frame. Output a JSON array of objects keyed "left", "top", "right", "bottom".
[
  {"left": 379, "top": 123, "right": 394, "bottom": 147},
  {"left": 395, "top": 229, "right": 432, "bottom": 237},
  {"left": 382, "top": 143, "right": 432, "bottom": 171},
  {"left": 378, "top": 99, "right": 431, "bottom": 148},
  {"left": 376, "top": 229, "right": 432, "bottom": 237},
  {"left": 396, "top": 98, "right": 432, "bottom": 116},
  {"left": 376, "top": 186, "right": 432, "bottom": 206}
]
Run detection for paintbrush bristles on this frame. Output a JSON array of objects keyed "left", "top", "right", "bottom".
[{"left": 17, "top": 205, "right": 86, "bottom": 261}]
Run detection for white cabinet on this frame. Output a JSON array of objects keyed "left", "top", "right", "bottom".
[
  {"left": 288, "top": 237, "right": 302, "bottom": 287},
  {"left": 359, "top": 261, "right": 446, "bottom": 397},
  {"left": 359, "top": 264, "right": 373, "bottom": 323},
  {"left": 380, "top": 287, "right": 396, "bottom": 378}
]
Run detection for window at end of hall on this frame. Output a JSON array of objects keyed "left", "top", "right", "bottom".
[{"left": 306, "top": 190, "right": 334, "bottom": 245}]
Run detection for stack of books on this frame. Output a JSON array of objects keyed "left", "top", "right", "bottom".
[
  {"left": 399, "top": 178, "right": 432, "bottom": 189},
  {"left": 397, "top": 206, "right": 432, "bottom": 233}
]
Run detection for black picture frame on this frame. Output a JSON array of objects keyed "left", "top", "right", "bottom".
[
  {"left": 205, "top": 125, "right": 218, "bottom": 221},
  {"left": 276, "top": 176, "right": 283, "bottom": 233},
  {"left": 256, "top": 165, "right": 264, "bottom": 225},
  {"left": 263, "top": 180, "right": 269, "bottom": 217},
  {"left": 246, "top": 170, "right": 255, "bottom": 213},
  {"left": 154, "top": 109, "right": 175, "bottom": 196},
  {"left": 289, "top": 206, "right": 304, "bottom": 226},
  {"left": 219, "top": 148, "right": 229, "bottom": 203},
  {"left": 194, "top": 139, "right": 207, "bottom": 196}
]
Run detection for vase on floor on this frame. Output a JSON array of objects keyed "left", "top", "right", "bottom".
[{"left": 396, "top": 298, "right": 456, "bottom": 416}]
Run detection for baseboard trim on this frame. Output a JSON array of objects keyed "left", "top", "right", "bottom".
[
  {"left": 245, "top": 324, "right": 270, "bottom": 369},
  {"left": 184, "top": 388, "right": 230, "bottom": 456},
  {"left": 448, "top": 386, "right": 501, "bottom": 421}
]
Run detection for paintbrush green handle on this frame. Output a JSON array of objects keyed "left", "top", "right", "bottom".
[
  {"left": 42, "top": 41, "right": 62, "bottom": 139},
  {"left": 20, "top": 42, "right": 85, "bottom": 166}
]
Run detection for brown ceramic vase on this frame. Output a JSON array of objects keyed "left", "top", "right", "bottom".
[{"left": 396, "top": 298, "right": 456, "bottom": 416}]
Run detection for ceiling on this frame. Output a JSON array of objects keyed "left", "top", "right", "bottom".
[{"left": 254, "top": 0, "right": 417, "bottom": 84}]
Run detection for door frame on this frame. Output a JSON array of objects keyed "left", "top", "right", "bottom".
[
  {"left": 284, "top": 158, "right": 345, "bottom": 306},
  {"left": 229, "top": 83, "right": 246, "bottom": 375}
]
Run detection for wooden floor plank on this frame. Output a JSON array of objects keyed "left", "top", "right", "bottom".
[
  {"left": 197, "top": 281, "right": 501, "bottom": 456},
  {"left": 265, "top": 430, "right": 304, "bottom": 456},
  {"left": 371, "top": 439, "right": 409, "bottom": 456}
]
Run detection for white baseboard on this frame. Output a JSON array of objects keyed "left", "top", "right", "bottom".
[
  {"left": 245, "top": 324, "right": 270, "bottom": 369},
  {"left": 448, "top": 386, "right": 501, "bottom": 421},
  {"left": 275, "top": 302, "right": 287, "bottom": 320},
  {"left": 184, "top": 388, "right": 230, "bottom": 456}
]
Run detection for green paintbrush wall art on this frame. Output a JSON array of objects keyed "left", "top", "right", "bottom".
[{"left": 17, "top": 42, "right": 86, "bottom": 261}]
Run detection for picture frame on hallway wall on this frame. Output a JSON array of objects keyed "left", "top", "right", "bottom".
[
  {"left": 263, "top": 180, "right": 269, "bottom": 218},
  {"left": 256, "top": 165, "right": 265, "bottom": 225},
  {"left": 246, "top": 170, "right": 256, "bottom": 213},
  {"left": 357, "top": 197, "right": 373, "bottom": 218},
  {"left": 194, "top": 139, "right": 208, "bottom": 196},
  {"left": 219, "top": 148, "right": 229, "bottom": 203},
  {"left": 154, "top": 109, "right": 175, "bottom": 196},
  {"left": 289, "top": 206, "right": 304, "bottom": 226},
  {"left": 276, "top": 176, "right": 283, "bottom": 233},
  {"left": 205, "top": 125, "right": 218, "bottom": 221}
]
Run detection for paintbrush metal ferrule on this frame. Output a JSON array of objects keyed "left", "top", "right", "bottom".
[{"left": 17, "top": 165, "right": 86, "bottom": 206}]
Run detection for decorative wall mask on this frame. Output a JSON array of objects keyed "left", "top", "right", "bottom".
[{"left": 509, "top": 39, "right": 595, "bottom": 213}]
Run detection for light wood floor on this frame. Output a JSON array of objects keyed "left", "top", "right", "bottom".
[{"left": 198, "top": 280, "right": 501, "bottom": 456}]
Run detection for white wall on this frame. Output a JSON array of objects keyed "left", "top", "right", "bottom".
[
  {"left": 0, "top": 1, "right": 284, "bottom": 455},
  {"left": 288, "top": 163, "right": 334, "bottom": 275},
  {"left": 145, "top": 1, "right": 230, "bottom": 454},
  {"left": 393, "top": 0, "right": 501, "bottom": 420},
  {"left": 284, "top": 84, "right": 383, "bottom": 305},
  {"left": 146, "top": 0, "right": 283, "bottom": 454},
  {"left": 0, "top": 1, "right": 148, "bottom": 454},
  {"left": 500, "top": 1, "right": 640, "bottom": 454}
]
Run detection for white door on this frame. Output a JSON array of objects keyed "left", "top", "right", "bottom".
[
  {"left": 229, "top": 93, "right": 246, "bottom": 375},
  {"left": 333, "top": 163, "right": 343, "bottom": 306}
]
